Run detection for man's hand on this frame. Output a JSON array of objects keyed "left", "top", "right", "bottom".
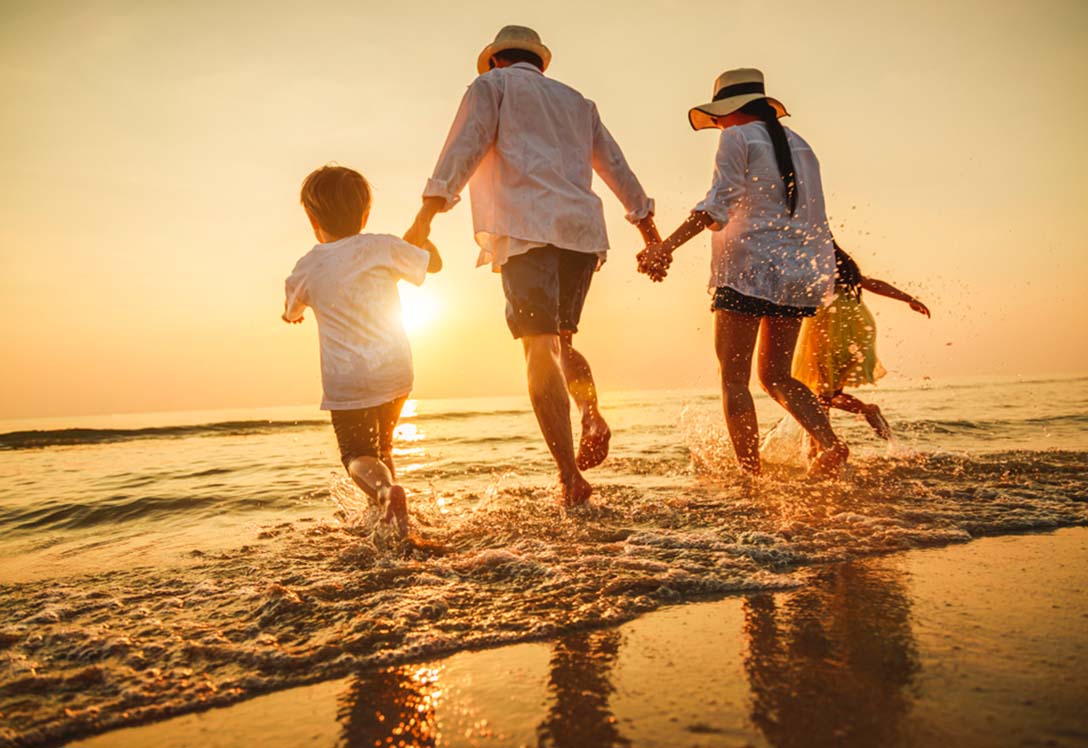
[
  {"left": 282, "top": 312, "right": 303, "bottom": 324},
  {"left": 404, "top": 196, "right": 446, "bottom": 249},
  {"left": 637, "top": 242, "right": 672, "bottom": 282},
  {"left": 909, "top": 298, "right": 931, "bottom": 318}
]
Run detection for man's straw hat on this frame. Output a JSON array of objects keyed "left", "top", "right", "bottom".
[
  {"left": 688, "top": 68, "right": 788, "bottom": 131},
  {"left": 477, "top": 25, "right": 552, "bottom": 75}
]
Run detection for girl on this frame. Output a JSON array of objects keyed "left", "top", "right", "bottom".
[
  {"left": 792, "top": 242, "right": 931, "bottom": 439},
  {"left": 639, "top": 68, "right": 848, "bottom": 478}
]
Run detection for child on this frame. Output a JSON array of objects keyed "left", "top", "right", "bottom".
[
  {"left": 791, "top": 241, "right": 930, "bottom": 439},
  {"left": 283, "top": 165, "right": 441, "bottom": 536}
]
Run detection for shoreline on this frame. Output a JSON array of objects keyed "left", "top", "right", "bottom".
[{"left": 69, "top": 527, "right": 1088, "bottom": 748}]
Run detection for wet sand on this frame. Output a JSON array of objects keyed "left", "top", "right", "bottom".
[{"left": 71, "top": 527, "right": 1088, "bottom": 748}]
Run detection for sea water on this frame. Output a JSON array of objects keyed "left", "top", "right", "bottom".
[{"left": 0, "top": 377, "right": 1085, "bottom": 746}]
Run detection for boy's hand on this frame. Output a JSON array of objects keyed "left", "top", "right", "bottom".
[
  {"left": 637, "top": 242, "right": 672, "bottom": 282},
  {"left": 909, "top": 299, "right": 930, "bottom": 317},
  {"left": 282, "top": 313, "right": 304, "bottom": 324}
]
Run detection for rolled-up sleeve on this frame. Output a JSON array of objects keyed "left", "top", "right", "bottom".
[
  {"left": 283, "top": 267, "right": 308, "bottom": 322},
  {"left": 423, "top": 76, "right": 502, "bottom": 211},
  {"left": 590, "top": 103, "right": 654, "bottom": 223},
  {"left": 694, "top": 127, "right": 747, "bottom": 229}
]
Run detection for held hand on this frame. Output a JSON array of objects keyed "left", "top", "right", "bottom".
[
  {"left": 637, "top": 243, "right": 672, "bottom": 282},
  {"left": 909, "top": 299, "right": 931, "bottom": 317},
  {"left": 403, "top": 219, "right": 431, "bottom": 249}
]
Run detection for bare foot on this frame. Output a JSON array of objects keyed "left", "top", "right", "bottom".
[
  {"left": 807, "top": 441, "right": 849, "bottom": 481},
  {"left": 864, "top": 405, "right": 892, "bottom": 440},
  {"left": 380, "top": 485, "right": 409, "bottom": 538},
  {"left": 576, "top": 414, "right": 611, "bottom": 471},
  {"left": 559, "top": 472, "right": 593, "bottom": 509}
]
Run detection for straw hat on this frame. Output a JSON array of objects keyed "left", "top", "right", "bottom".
[
  {"left": 688, "top": 68, "right": 788, "bottom": 131},
  {"left": 476, "top": 25, "right": 552, "bottom": 75}
]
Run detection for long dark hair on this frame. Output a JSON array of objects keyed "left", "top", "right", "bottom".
[
  {"left": 738, "top": 98, "right": 796, "bottom": 215},
  {"left": 833, "top": 241, "right": 863, "bottom": 299}
]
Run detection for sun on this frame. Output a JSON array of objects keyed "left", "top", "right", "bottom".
[{"left": 399, "top": 282, "right": 440, "bottom": 335}]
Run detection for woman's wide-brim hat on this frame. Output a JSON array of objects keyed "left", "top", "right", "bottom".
[
  {"left": 477, "top": 25, "right": 552, "bottom": 75},
  {"left": 688, "top": 68, "right": 788, "bottom": 131}
]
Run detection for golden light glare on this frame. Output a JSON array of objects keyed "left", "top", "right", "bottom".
[{"left": 399, "top": 283, "right": 440, "bottom": 335}]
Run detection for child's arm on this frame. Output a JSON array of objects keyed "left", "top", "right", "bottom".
[
  {"left": 283, "top": 271, "right": 308, "bottom": 324},
  {"left": 422, "top": 239, "right": 443, "bottom": 274},
  {"left": 861, "top": 276, "right": 931, "bottom": 317}
]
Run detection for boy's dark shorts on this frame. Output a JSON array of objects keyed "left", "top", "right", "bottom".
[
  {"left": 711, "top": 286, "right": 817, "bottom": 318},
  {"left": 500, "top": 245, "right": 598, "bottom": 339},
  {"left": 329, "top": 396, "right": 407, "bottom": 470}
]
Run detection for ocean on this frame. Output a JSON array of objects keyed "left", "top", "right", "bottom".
[{"left": 1, "top": 376, "right": 1086, "bottom": 747}]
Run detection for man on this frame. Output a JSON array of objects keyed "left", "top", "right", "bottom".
[{"left": 405, "top": 26, "right": 658, "bottom": 508}]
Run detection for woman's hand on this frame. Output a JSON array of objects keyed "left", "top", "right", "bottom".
[
  {"left": 637, "top": 242, "right": 672, "bottom": 282},
  {"left": 909, "top": 298, "right": 930, "bottom": 317}
]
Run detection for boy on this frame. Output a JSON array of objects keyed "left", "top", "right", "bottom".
[{"left": 284, "top": 165, "right": 441, "bottom": 536}]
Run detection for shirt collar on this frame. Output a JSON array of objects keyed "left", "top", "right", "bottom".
[{"left": 510, "top": 61, "right": 543, "bottom": 75}]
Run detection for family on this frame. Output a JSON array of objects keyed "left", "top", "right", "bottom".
[{"left": 283, "top": 26, "right": 930, "bottom": 535}]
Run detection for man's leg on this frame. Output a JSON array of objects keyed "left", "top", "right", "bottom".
[
  {"left": 559, "top": 332, "right": 610, "bottom": 470},
  {"left": 523, "top": 333, "right": 592, "bottom": 507}
]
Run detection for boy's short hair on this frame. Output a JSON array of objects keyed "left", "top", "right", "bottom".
[{"left": 300, "top": 166, "right": 371, "bottom": 238}]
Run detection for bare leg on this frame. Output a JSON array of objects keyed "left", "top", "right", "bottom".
[
  {"left": 714, "top": 310, "right": 763, "bottom": 474},
  {"left": 757, "top": 317, "right": 848, "bottom": 478},
  {"left": 523, "top": 333, "right": 592, "bottom": 507},
  {"left": 559, "top": 331, "right": 611, "bottom": 470},
  {"left": 346, "top": 456, "right": 407, "bottom": 536},
  {"left": 829, "top": 392, "right": 891, "bottom": 439}
]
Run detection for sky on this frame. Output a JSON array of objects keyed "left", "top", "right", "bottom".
[{"left": 1, "top": 0, "right": 1086, "bottom": 419}]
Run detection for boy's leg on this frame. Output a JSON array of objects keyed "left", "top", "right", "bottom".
[
  {"left": 332, "top": 406, "right": 408, "bottom": 536},
  {"left": 559, "top": 332, "right": 610, "bottom": 470},
  {"left": 523, "top": 333, "right": 592, "bottom": 507},
  {"left": 377, "top": 397, "right": 409, "bottom": 532}
]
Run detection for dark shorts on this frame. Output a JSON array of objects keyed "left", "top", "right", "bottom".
[
  {"left": 711, "top": 286, "right": 817, "bottom": 318},
  {"left": 500, "top": 245, "right": 598, "bottom": 339},
  {"left": 329, "top": 396, "right": 407, "bottom": 470}
]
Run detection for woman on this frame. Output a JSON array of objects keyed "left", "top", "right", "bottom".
[{"left": 639, "top": 68, "right": 848, "bottom": 478}]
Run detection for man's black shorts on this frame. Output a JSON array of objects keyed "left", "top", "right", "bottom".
[
  {"left": 329, "top": 396, "right": 407, "bottom": 470},
  {"left": 500, "top": 245, "right": 598, "bottom": 339}
]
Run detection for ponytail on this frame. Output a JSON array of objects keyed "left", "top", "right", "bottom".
[
  {"left": 833, "top": 241, "right": 864, "bottom": 300},
  {"left": 739, "top": 98, "right": 797, "bottom": 215}
]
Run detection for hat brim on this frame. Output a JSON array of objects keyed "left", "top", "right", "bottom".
[
  {"left": 476, "top": 40, "right": 552, "bottom": 74},
  {"left": 688, "top": 95, "right": 788, "bottom": 131}
]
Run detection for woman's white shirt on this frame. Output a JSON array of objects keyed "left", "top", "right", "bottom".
[{"left": 694, "top": 121, "right": 834, "bottom": 308}]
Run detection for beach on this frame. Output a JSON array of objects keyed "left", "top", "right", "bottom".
[
  {"left": 1, "top": 377, "right": 1086, "bottom": 747},
  {"left": 71, "top": 528, "right": 1088, "bottom": 748}
]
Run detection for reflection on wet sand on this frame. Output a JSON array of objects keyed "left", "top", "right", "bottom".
[
  {"left": 537, "top": 630, "right": 629, "bottom": 748},
  {"left": 337, "top": 665, "right": 441, "bottom": 747},
  {"left": 743, "top": 562, "right": 920, "bottom": 747}
]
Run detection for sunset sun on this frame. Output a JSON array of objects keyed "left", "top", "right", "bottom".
[{"left": 399, "top": 283, "right": 440, "bottom": 334}]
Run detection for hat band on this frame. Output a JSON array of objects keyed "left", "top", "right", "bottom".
[{"left": 712, "top": 81, "right": 765, "bottom": 102}]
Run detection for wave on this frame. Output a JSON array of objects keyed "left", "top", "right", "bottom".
[
  {"left": 0, "top": 419, "right": 328, "bottom": 450},
  {"left": 0, "top": 448, "right": 1086, "bottom": 747}
]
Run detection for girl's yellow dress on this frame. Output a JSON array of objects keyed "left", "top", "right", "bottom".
[{"left": 792, "top": 288, "right": 886, "bottom": 397}]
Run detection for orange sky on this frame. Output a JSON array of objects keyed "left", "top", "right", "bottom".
[{"left": 1, "top": 0, "right": 1086, "bottom": 419}]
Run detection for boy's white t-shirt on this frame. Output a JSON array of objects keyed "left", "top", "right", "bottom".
[{"left": 284, "top": 233, "right": 430, "bottom": 410}]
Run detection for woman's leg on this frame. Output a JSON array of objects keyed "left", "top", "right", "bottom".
[
  {"left": 758, "top": 317, "right": 849, "bottom": 477},
  {"left": 714, "top": 310, "right": 763, "bottom": 474}
]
